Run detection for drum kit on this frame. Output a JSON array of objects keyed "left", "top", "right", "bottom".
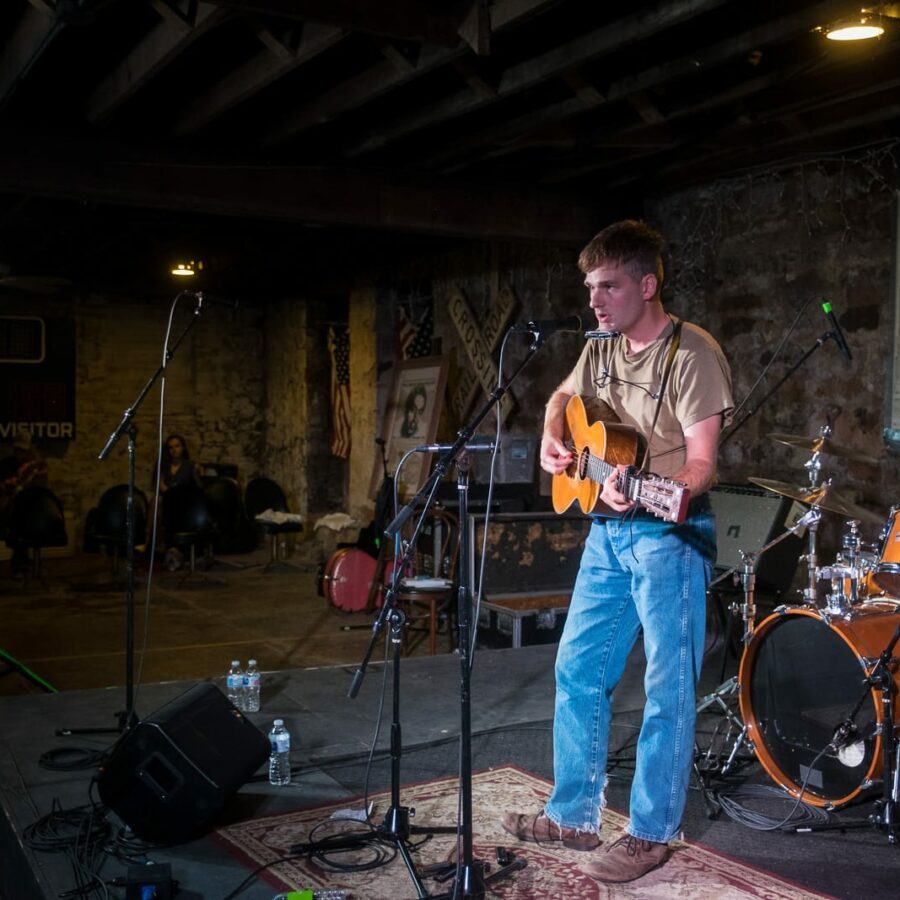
[{"left": 699, "top": 425, "right": 900, "bottom": 840}]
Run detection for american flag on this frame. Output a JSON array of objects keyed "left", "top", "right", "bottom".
[
  {"left": 328, "top": 326, "right": 351, "bottom": 458},
  {"left": 397, "top": 298, "right": 434, "bottom": 359}
]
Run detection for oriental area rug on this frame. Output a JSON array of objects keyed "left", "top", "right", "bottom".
[{"left": 215, "top": 766, "right": 831, "bottom": 899}]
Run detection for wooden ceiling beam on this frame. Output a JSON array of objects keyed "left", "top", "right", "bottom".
[
  {"left": 206, "top": 0, "right": 461, "bottom": 47},
  {"left": 611, "top": 89, "right": 900, "bottom": 193},
  {"left": 87, "top": 2, "right": 228, "bottom": 123},
  {"left": 0, "top": 3, "right": 60, "bottom": 110},
  {"left": 421, "top": 0, "right": 852, "bottom": 176},
  {"left": 344, "top": 0, "right": 730, "bottom": 157},
  {"left": 0, "top": 133, "right": 601, "bottom": 243},
  {"left": 259, "top": 0, "right": 562, "bottom": 145},
  {"left": 172, "top": 22, "right": 344, "bottom": 134}
]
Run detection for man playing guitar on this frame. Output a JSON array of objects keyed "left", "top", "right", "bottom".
[{"left": 501, "top": 220, "right": 732, "bottom": 883}]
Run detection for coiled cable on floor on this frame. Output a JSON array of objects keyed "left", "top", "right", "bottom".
[
  {"left": 39, "top": 746, "right": 108, "bottom": 771},
  {"left": 714, "top": 782, "right": 831, "bottom": 831}
]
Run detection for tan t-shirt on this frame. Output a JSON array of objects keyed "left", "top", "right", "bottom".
[{"left": 568, "top": 315, "right": 733, "bottom": 479}]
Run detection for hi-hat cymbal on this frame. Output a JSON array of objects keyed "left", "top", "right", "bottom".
[
  {"left": 768, "top": 432, "right": 879, "bottom": 466},
  {"left": 748, "top": 476, "right": 882, "bottom": 523}
]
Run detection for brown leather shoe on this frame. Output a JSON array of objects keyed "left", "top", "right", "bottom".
[
  {"left": 499, "top": 811, "right": 600, "bottom": 851},
  {"left": 581, "top": 833, "right": 668, "bottom": 882}
]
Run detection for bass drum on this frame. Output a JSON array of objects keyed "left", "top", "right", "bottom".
[
  {"left": 739, "top": 603, "right": 900, "bottom": 808},
  {"left": 321, "top": 547, "right": 394, "bottom": 613}
]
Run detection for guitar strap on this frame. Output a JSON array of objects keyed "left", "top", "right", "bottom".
[{"left": 638, "top": 317, "right": 682, "bottom": 473}]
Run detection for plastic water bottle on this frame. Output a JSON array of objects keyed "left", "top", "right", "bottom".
[
  {"left": 273, "top": 891, "right": 348, "bottom": 899},
  {"left": 227, "top": 660, "right": 244, "bottom": 710},
  {"left": 268, "top": 719, "right": 291, "bottom": 785},
  {"left": 244, "top": 659, "right": 260, "bottom": 712}
]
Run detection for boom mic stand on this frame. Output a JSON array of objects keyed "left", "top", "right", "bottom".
[
  {"left": 722, "top": 324, "right": 846, "bottom": 445},
  {"left": 57, "top": 296, "right": 206, "bottom": 737},
  {"left": 343, "top": 333, "right": 544, "bottom": 897}
]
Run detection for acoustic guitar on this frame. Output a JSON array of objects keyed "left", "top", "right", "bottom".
[{"left": 551, "top": 394, "right": 690, "bottom": 524}]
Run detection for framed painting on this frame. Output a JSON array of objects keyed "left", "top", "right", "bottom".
[{"left": 372, "top": 356, "right": 448, "bottom": 500}]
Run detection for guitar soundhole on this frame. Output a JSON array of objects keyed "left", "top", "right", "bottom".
[{"left": 577, "top": 448, "right": 589, "bottom": 480}]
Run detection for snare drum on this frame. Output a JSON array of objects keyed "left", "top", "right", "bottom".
[
  {"left": 872, "top": 507, "right": 900, "bottom": 596},
  {"left": 738, "top": 603, "right": 900, "bottom": 808}
]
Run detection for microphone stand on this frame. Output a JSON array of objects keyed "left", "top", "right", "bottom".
[
  {"left": 722, "top": 329, "right": 844, "bottom": 445},
  {"left": 343, "top": 331, "right": 545, "bottom": 897},
  {"left": 56, "top": 299, "right": 204, "bottom": 737}
]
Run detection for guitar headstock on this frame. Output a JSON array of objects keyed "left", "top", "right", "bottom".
[{"left": 636, "top": 475, "right": 691, "bottom": 524}]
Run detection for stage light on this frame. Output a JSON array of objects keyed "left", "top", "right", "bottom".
[
  {"left": 815, "top": 5, "right": 900, "bottom": 41},
  {"left": 170, "top": 260, "right": 204, "bottom": 277}
]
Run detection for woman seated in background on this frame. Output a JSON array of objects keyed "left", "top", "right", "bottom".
[
  {"left": 150, "top": 434, "right": 203, "bottom": 566},
  {"left": 155, "top": 433, "right": 203, "bottom": 494}
]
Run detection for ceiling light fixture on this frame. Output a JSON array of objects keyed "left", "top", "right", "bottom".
[
  {"left": 171, "top": 260, "right": 203, "bottom": 277},
  {"left": 816, "top": 4, "right": 900, "bottom": 41}
]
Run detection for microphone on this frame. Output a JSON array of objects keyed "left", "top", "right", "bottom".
[
  {"left": 512, "top": 315, "right": 582, "bottom": 336},
  {"left": 830, "top": 720, "right": 865, "bottom": 767},
  {"left": 822, "top": 301, "right": 851, "bottom": 363},
  {"left": 584, "top": 330, "right": 620, "bottom": 340},
  {"left": 414, "top": 443, "right": 496, "bottom": 453},
  {"left": 190, "top": 291, "right": 239, "bottom": 311}
]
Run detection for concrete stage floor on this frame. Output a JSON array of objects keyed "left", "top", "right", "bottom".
[{"left": 2, "top": 551, "right": 899, "bottom": 898}]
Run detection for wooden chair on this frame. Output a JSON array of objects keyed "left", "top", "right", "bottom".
[{"left": 395, "top": 507, "right": 460, "bottom": 655}]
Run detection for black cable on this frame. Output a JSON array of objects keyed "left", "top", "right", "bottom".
[
  {"left": 712, "top": 743, "right": 833, "bottom": 831},
  {"left": 39, "top": 746, "right": 108, "bottom": 771},
  {"left": 24, "top": 793, "right": 113, "bottom": 899},
  {"left": 219, "top": 852, "right": 312, "bottom": 900}
]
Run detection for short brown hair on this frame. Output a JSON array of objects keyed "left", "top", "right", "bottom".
[{"left": 577, "top": 219, "right": 665, "bottom": 286}]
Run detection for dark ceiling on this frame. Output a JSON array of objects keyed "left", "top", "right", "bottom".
[{"left": 1, "top": 0, "right": 899, "bottom": 296}]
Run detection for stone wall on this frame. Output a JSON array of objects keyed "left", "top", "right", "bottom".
[
  {"left": 649, "top": 155, "right": 900, "bottom": 554},
  {"left": 5, "top": 149, "right": 898, "bottom": 567},
  {"left": 3, "top": 292, "right": 276, "bottom": 549},
  {"left": 361, "top": 152, "right": 899, "bottom": 559}
]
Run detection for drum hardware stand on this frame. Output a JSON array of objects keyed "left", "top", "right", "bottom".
[
  {"left": 788, "top": 622, "right": 900, "bottom": 842},
  {"left": 696, "top": 509, "right": 822, "bottom": 793},
  {"left": 866, "top": 620, "right": 900, "bottom": 843}
]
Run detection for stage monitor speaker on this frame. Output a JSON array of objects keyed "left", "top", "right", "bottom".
[
  {"left": 709, "top": 482, "right": 806, "bottom": 597},
  {"left": 97, "top": 683, "right": 269, "bottom": 844}
]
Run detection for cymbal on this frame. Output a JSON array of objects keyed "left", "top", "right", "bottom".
[
  {"left": 768, "top": 432, "right": 879, "bottom": 466},
  {"left": 748, "top": 477, "right": 882, "bottom": 524}
]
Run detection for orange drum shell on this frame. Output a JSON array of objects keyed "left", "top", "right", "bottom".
[
  {"left": 873, "top": 508, "right": 900, "bottom": 596},
  {"left": 738, "top": 603, "right": 900, "bottom": 808}
]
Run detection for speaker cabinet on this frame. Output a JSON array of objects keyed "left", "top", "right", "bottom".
[
  {"left": 97, "top": 683, "right": 269, "bottom": 843},
  {"left": 709, "top": 482, "right": 805, "bottom": 597},
  {"left": 467, "top": 511, "right": 591, "bottom": 596}
]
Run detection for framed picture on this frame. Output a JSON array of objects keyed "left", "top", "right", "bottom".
[{"left": 372, "top": 356, "right": 448, "bottom": 500}]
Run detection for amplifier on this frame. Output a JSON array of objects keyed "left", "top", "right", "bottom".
[{"left": 709, "top": 482, "right": 805, "bottom": 597}]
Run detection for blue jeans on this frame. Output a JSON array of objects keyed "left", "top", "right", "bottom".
[{"left": 544, "top": 502, "right": 715, "bottom": 843}]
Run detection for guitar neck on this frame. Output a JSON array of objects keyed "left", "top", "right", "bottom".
[
  {"left": 581, "top": 449, "right": 690, "bottom": 523},
  {"left": 583, "top": 454, "right": 643, "bottom": 504}
]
